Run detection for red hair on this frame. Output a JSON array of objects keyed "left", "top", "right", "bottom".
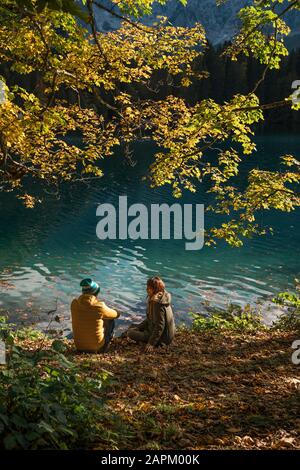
[{"left": 147, "top": 276, "right": 165, "bottom": 294}]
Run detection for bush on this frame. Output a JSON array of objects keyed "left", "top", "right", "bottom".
[
  {"left": 0, "top": 318, "right": 107, "bottom": 449},
  {"left": 190, "top": 303, "right": 264, "bottom": 332},
  {"left": 272, "top": 283, "right": 300, "bottom": 330}
]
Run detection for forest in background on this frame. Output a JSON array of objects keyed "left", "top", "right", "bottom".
[
  {"left": 189, "top": 43, "right": 300, "bottom": 132},
  {"left": 2, "top": 43, "right": 300, "bottom": 134}
]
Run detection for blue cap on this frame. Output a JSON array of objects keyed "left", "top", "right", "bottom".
[{"left": 80, "top": 278, "right": 100, "bottom": 295}]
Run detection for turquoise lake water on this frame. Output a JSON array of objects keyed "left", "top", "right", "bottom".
[{"left": 0, "top": 135, "right": 299, "bottom": 332}]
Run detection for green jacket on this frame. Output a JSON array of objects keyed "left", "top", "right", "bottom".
[{"left": 138, "top": 291, "right": 175, "bottom": 346}]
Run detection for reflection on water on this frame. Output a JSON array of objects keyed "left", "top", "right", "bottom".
[{"left": 0, "top": 135, "right": 299, "bottom": 331}]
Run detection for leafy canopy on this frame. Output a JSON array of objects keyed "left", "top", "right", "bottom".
[{"left": 0, "top": 0, "right": 299, "bottom": 245}]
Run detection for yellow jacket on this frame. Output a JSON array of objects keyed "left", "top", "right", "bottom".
[{"left": 71, "top": 294, "right": 118, "bottom": 352}]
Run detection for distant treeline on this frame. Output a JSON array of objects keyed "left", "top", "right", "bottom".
[
  {"left": 184, "top": 42, "right": 300, "bottom": 133},
  {"left": 120, "top": 42, "right": 300, "bottom": 133},
  {"left": 1, "top": 42, "right": 300, "bottom": 133}
]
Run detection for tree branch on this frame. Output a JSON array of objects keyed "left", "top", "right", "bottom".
[{"left": 92, "top": 0, "right": 151, "bottom": 32}]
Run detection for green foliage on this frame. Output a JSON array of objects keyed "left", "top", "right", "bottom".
[
  {"left": 8, "top": 0, "right": 187, "bottom": 21},
  {"left": 191, "top": 282, "right": 300, "bottom": 333},
  {"left": 190, "top": 303, "right": 264, "bottom": 332},
  {"left": 226, "top": 4, "right": 290, "bottom": 68},
  {"left": 272, "top": 281, "right": 300, "bottom": 330},
  {"left": 14, "top": 327, "right": 44, "bottom": 341},
  {"left": 0, "top": 319, "right": 107, "bottom": 449},
  {"left": 12, "top": 0, "right": 89, "bottom": 21},
  {"left": 0, "top": 0, "right": 299, "bottom": 245}
]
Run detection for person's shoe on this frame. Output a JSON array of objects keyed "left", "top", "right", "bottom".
[{"left": 101, "top": 343, "right": 110, "bottom": 353}]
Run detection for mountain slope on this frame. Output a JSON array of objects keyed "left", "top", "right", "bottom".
[{"left": 94, "top": 0, "right": 300, "bottom": 47}]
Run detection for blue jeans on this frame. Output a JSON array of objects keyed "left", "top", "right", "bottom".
[{"left": 100, "top": 319, "right": 115, "bottom": 352}]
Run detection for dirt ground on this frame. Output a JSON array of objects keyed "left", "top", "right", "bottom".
[{"left": 72, "top": 328, "right": 300, "bottom": 450}]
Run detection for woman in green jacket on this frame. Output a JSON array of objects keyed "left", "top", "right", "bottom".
[{"left": 126, "top": 276, "right": 175, "bottom": 352}]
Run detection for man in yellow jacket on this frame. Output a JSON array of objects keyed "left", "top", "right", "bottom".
[{"left": 71, "top": 278, "right": 119, "bottom": 353}]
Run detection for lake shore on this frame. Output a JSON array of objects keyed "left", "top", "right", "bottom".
[{"left": 6, "top": 320, "right": 299, "bottom": 450}]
